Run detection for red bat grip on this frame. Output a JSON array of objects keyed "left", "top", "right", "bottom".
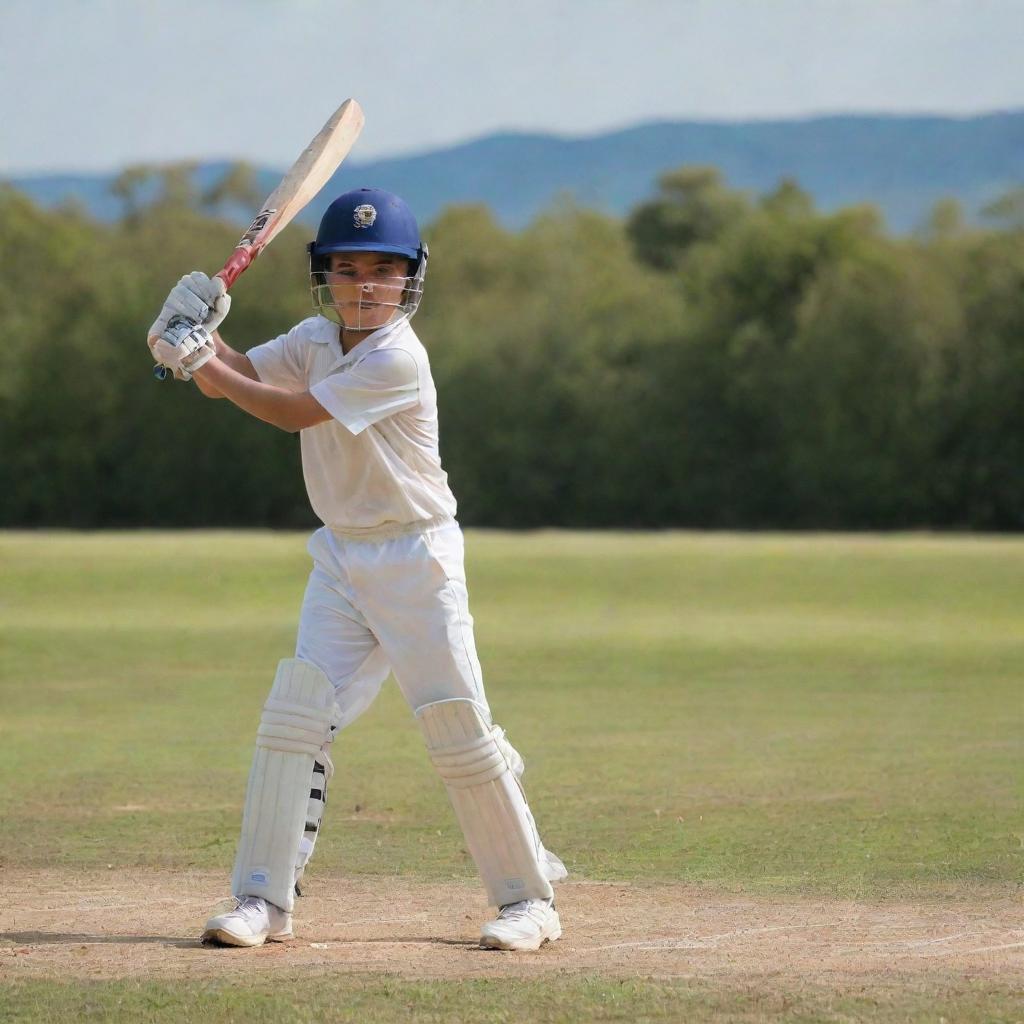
[{"left": 217, "top": 245, "right": 257, "bottom": 290}]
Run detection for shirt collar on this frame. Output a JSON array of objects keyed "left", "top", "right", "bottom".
[{"left": 324, "top": 315, "right": 409, "bottom": 371}]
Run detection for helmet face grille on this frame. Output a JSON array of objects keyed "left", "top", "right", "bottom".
[{"left": 309, "top": 251, "right": 427, "bottom": 330}]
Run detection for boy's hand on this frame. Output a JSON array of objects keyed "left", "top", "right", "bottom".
[
  {"left": 149, "top": 321, "right": 216, "bottom": 382},
  {"left": 147, "top": 271, "right": 232, "bottom": 342}
]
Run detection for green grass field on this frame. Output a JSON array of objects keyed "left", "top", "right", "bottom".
[{"left": 2, "top": 531, "right": 1022, "bottom": 1022}]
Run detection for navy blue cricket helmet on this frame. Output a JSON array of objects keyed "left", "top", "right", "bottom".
[{"left": 309, "top": 187, "right": 424, "bottom": 263}]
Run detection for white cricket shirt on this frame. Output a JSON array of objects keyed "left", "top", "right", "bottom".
[{"left": 247, "top": 315, "right": 457, "bottom": 537}]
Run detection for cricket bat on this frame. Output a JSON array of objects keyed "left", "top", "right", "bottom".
[{"left": 154, "top": 97, "right": 365, "bottom": 380}]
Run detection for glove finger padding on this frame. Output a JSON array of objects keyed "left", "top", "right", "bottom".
[
  {"left": 170, "top": 280, "right": 211, "bottom": 323},
  {"left": 206, "top": 289, "right": 230, "bottom": 333},
  {"left": 146, "top": 270, "right": 231, "bottom": 341},
  {"left": 147, "top": 276, "right": 204, "bottom": 339},
  {"left": 185, "top": 271, "right": 231, "bottom": 332}
]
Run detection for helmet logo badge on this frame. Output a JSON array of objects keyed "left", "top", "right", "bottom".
[{"left": 353, "top": 204, "right": 377, "bottom": 229}]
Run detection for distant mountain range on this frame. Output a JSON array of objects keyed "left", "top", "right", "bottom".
[{"left": 6, "top": 112, "right": 1023, "bottom": 233}]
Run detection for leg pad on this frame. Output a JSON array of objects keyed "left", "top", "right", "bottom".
[
  {"left": 416, "top": 698, "right": 563, "bottom": 907},
  {"left": 231, "top": 659, "right": 337, "bottom": 913}
]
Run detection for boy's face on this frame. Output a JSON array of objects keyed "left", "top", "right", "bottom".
[{"left": 324, "top": 251, "right": 411, "bottom": 331}]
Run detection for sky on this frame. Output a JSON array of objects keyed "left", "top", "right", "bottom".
[{"left": 2, "top": 0, "right": 1021, "bottom": 176}]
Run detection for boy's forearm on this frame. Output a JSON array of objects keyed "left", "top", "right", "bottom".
[
  {"left": 192, "top": 332, "right": 256, "bottom": 399},
  {"left": 213, "top": 332, "right": 258, "bottom": 378},
  {"left": 193, "top": 356, "right": 327, "bottom": 433}
]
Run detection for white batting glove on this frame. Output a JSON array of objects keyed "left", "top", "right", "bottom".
[
  {"left": 147, "top": 271, "right": 231, "bottom": 342},
  {"left": 149, "top": 321, "right": 216, "bottom": 382}
]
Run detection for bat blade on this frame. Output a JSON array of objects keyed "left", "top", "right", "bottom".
[{"left": 218, "top": 97, "right": 365, "bottom": 287}]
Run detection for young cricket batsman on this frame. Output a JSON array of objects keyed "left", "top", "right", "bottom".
[{"left": 147, "top": 188, "right": 566, "bottom": 951}]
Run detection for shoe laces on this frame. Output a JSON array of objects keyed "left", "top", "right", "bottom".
[
  {"left": 497, "top": 898, "right": 550, "bottom": 922},
  {"left": 232, "top": 896, "right": 266, "bottom": 919}
]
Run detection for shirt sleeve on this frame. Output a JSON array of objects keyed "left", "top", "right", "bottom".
[
  {"left": 309, "top": 348, "right": 420, "bottom": 435},
  {"left": 246, "top": 324, "right": 308, "bottom": 392}
]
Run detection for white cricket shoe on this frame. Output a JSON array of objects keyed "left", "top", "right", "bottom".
[
  {"left": 480, "top": 898, "right": 561, "bottom": 951},
  {"left": 201, "top": 896, "right": 293, "bottom": 947}
]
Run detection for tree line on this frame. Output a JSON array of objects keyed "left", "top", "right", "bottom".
[{"left": 1, "top": 165, "right": 1022, "bottom": 530}]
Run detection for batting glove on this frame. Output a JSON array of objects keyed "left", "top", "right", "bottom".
[
  {"left": 149, "top": 320, "right": 216, "bottom": 382},
  {"left": 147, "top": 271, "right": 231, "bottom": 343}
]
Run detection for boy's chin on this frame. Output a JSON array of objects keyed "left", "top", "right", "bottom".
[{"left": 342, "top": 310, "right": 393, "bottom": 331}]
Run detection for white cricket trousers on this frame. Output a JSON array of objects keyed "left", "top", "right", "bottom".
[{"left": 295, "top": 519, "right": 490, "bottom": 727}]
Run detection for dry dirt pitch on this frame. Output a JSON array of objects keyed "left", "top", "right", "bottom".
[{"left": 2, "top": 870, "right": 1021, "bottom": 990}]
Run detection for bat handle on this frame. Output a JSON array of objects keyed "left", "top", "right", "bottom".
[{"left": 218, "top": 246, "right": 255, "bottom": 289}]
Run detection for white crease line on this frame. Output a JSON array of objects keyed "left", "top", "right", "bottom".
[
  {"left": 586, "top": 941, "right": 708, "bottom": 952},
  {"left": 901, "top": 932, "right": 972, "bottom": 948},
  {"left": 587, "top": 923, "right": 843, "bottom": 953},
  {"left": 918, "top": 940, "right": 1024, "bottom": 958},
  {"left": 960, "top": 941, "right": 1024, "bottom": 955},
  {"left": 328, "top": 917, "right": 424, "bottom": 926},
  {"left": 701, "top": 922, "right": 841, "bottom": 943},
  {"left": 835, "top": 932, "right": 978, "bottom": 951}
]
